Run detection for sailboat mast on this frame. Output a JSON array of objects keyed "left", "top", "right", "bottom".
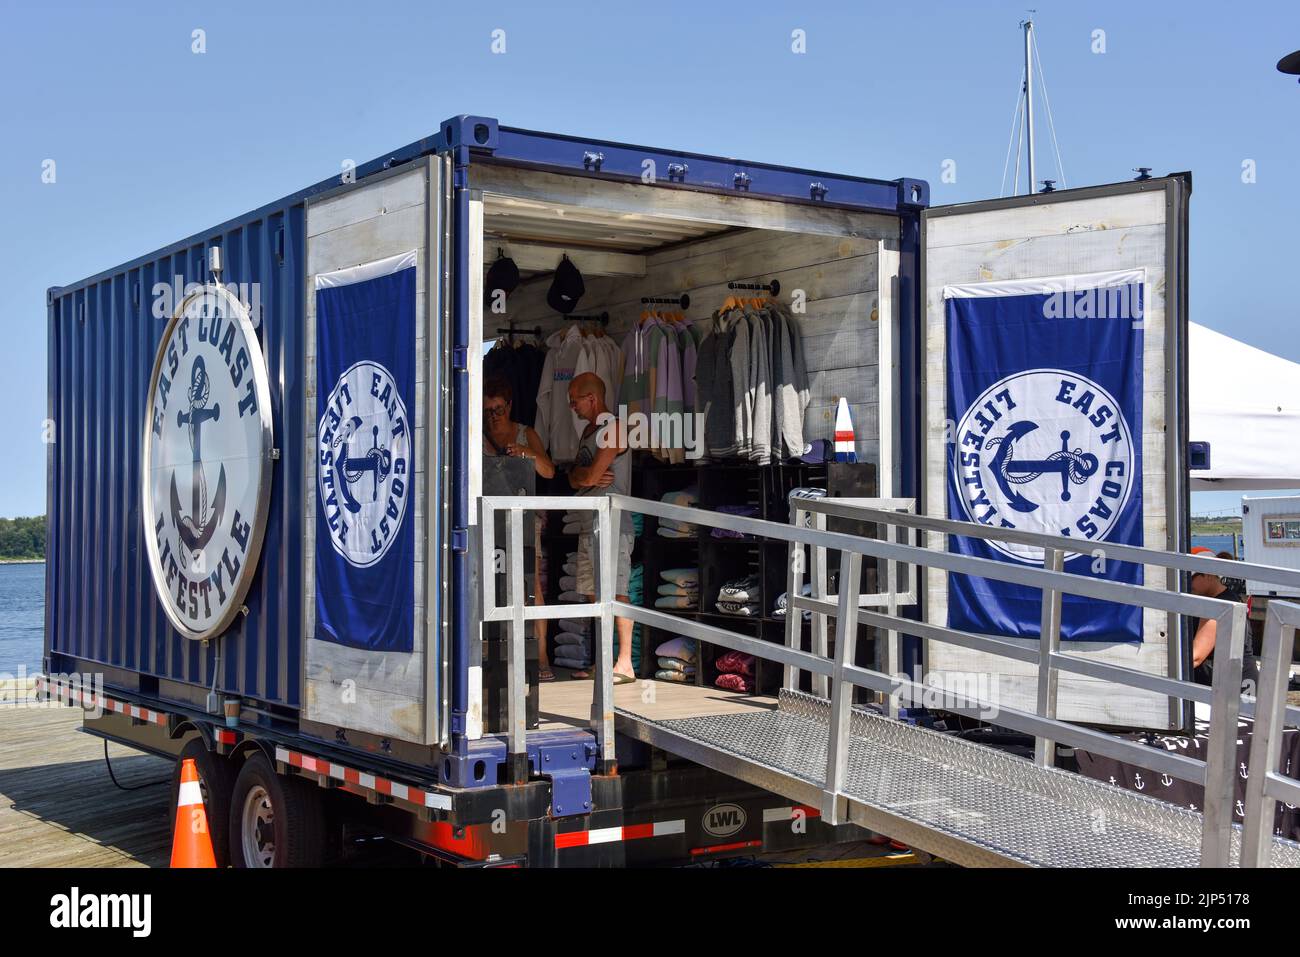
[{"left": 1023, "top": 18, "right": 1036, "bottom": 194}]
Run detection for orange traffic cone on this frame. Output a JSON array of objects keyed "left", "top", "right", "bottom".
[{"left": 171, "top": 758, "right": 217, "bottom": 868}]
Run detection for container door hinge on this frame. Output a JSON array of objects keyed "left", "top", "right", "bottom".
[
  {"left": 452, "top": 346, "right": 468, "bottom": 370},
  {"left": 452, "top": 528, "right": 469, "bottom": 552}
]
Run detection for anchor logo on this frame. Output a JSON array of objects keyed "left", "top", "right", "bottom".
[
  {"left": 169, "top": 356, "right": 227, "bottom": 552},
  {"left": 1160, "top": 773, "right": 1174, "bottom": 787},
  {"left": 985, "top": 422, "right": 1099, "bottom": 514},
  {"left": 951, "top": 368, "right": 1135, "bottom": 564},
  {"left": 317, "top": 359, "right": 410, "bottom": 569},
  {"left": 1133, "top": 771, "right": 1144, "bottom": 790},
  {"left": 333, "top": 416, "right": 392, "bottom": 514}
]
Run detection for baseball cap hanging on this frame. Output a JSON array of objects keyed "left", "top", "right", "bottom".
[
  {"left": 484, "top": 248, "right": 520, "bottom": 303},
  {"left": 546, "top": 254, "right": 585, "bottom": 314}
]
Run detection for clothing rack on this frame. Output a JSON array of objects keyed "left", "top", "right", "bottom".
[
  {"left": 561, "top": 312, "right": 609, "bottom": 325},
  {"left": 727, "top": 279, "right": 781, "bottom": 296},
  {"left": 495, "top": 325, "right": 542, "bottom": 338},
  {"left": 641, "top": 294, "right": 691, "bottom": 309}
]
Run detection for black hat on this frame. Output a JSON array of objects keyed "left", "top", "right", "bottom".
[
  {"left": 546, "top": 255, "right": 585, "bottom": 314},
  {"left": 484, "top": 249, "right": 520, "bottom": 302}
]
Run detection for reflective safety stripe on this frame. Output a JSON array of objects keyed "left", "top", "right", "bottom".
[
  {"left": 274, "top": 746, "right": 452, "bottom": 812},
  {"left": 555, "top": 819, "right": 686, "bottom": 848},
  {"left": 177, "top": 780, "right": 204, "bottom": 807},
  {"left": 762, "top": 804, "right": 821, "bottom": 823}
]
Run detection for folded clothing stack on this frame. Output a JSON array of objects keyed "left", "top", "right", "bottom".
[
  {"left": 657, "top": 487, "right": 699, "bottom": 538},
  {"left": 655, "top": 636, "right": 697, "bottom": 682},
  {"left": 773, "top": 583, "right": 813, "bottom": 622},
  {"left": 715, "top": 573, "right": 760, "bottom": 617},
  {"left": 553, "top": 549, "right": 592, "bottom": 669},
  {"left": 787, "top": 487, "right": 829, "bottom": 528},
  {"left": 710, "top": 504, "right": 759, "bottom": 539},
  {"left": 561, "top": 510, "right": 594, "bottom": 536},
  {"left": 553, "top": 565, "right": 645, "bottom": 673},
  {"left": 714, "top": 649, "right": 755, "bottom": 693},
  {"left": 562, "top": 511, "right": 645, "bottom": 538},
  {"left": 552, "top": 618, "right": 592, "bottom": 671},
  {"left": 772, "top": 572, "right": 839, "bottom": 622},
  {"left": 654, "top": 567, "right": 699, "bottom": 610}
]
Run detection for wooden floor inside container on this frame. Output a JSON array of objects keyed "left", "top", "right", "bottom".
[
  {"left": 0, "top": 689, "right": 170, "bottom": 867},
  {"left": 538, "top": 677, "right": 776, "bottom": 731}
]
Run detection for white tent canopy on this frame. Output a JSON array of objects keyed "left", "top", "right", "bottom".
[{"left": 1189, "top": 322, "right": 1300, "bottom": 490}]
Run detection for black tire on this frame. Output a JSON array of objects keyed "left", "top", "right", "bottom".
[
  {"left": 228, "top": 752, "right": 325, "bottom": 868},
  {"left": 169, "top": 737, "right": 235, "bottom": 869}
]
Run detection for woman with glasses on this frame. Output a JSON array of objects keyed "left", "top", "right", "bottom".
[
  {"left": 483, "top": 376, "right": 555, "bottom": 477},
  {"left": 483, "top": 376, "right": 557, "bottom": 680}
]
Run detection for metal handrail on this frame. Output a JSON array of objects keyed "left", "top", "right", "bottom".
[
  {"left": 480, "top": 495, "right": 617, "bottom": 778},
  {"left": 820, "top": 500, "right": 1300, "bottom": 591},
  {"left": 480, "top": 491, "right": 1283, "bottom": 866},
  {"left": 1242, "top": 600, "right": 1300, "bottom": 867}
]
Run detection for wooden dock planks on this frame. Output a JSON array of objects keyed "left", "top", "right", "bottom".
[{"left": 0, "top": 702, "right": 169, "bottom": 868}]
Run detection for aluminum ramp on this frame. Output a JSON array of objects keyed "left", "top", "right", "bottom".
[{"left": 617, "top": 690, "right": 1300, "bottom": 868}]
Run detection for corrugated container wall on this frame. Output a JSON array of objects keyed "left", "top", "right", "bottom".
[{"left": 47, "top": 206, "right": 307, "bottom": 710}]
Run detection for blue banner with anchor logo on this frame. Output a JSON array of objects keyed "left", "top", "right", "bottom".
[
  {"left": 315, "top": 251, "right": 417, "bottom": 653},
  {"left": 945, "top": 271, "right": 1144, "bottom": 643}
]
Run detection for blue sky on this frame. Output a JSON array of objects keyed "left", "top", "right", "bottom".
[{"left": 3, "top": 0, "right": 1297, "bottom": 519}]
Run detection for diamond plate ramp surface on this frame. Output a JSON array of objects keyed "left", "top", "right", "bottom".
[{"left": 619, "top": 690, "right": 1300, "bottom": 868}]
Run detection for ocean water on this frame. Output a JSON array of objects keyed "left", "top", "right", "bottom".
[
  {"left": 1192, "top": 534, "right": 1241, "bottom": 558},
  {"left": 0, "top": 563, "right": 44, "bottom": 676}
]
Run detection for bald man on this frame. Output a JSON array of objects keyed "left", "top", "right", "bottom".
[{"left": 567, "top": 373, "right": 636, "bottom": 683}]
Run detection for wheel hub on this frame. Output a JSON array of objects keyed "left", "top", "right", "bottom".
[{"left": 240, "top": 785, "right": 276, "bottom": 867}]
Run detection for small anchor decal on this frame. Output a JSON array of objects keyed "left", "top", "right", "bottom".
[
  {"left": 1160, "top": 773, "right": 1173, "bottom": 787},
  {"left": 169, "top": 356, "right": 227, "bottom": 552},
  {"left": 1235, "top": 799, "right": 1245, "bottom": 818},
  {"left": 985, "top": 422, "right": 1099, "bottom": 514},
  {"left": 1239, "top": 761, "right": 1249, "bottom": 780},
  {"left": 1108, "top": 775, "right": 1117, "bottom": 787},
  {"left": 334, "top": 417, "right": 392, "bottom": 514},
  {"left": 1133, "top": 771, "right": 1144, "bottom": 791}
]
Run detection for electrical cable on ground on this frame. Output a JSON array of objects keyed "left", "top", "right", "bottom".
[{"left": 103, "top": 739, "right": 169, "bottom": 791}]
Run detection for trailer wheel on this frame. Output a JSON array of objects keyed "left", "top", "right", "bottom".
[
  {"left": 229, "top": 752, "right": 324, "bottom": 868},
  {"left": 169, "top": 738, "right": 235, "bottom": 869}
]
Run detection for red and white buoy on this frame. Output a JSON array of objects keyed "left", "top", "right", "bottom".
[{"left": 833, "top": 397, "right": 857, "bottom": 463}]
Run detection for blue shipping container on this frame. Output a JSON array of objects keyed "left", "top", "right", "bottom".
[{"left": 45, "top": 115, "right": 925, "bottom": 719}]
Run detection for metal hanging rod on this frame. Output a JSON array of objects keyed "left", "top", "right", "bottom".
[
  {"left": 496, "top": 325, "right": 541, "bottom": 337},
  {"left": 728, "top": 280, "right": 781, "bottom": 296},
  {"left": 640, "top": 294, "right": 690, "bottom": 309},
  {"left": 562, "top": 312, "right": 609, "bottom": 325}
]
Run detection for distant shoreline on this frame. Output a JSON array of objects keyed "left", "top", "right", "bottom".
[{"left": 0, "top": 558, "right": 44, "bottom": 565}]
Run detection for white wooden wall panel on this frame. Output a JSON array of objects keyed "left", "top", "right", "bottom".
[
  {"left": 923, "top": 189, "right": 1175, "bottom": 729},
  {"left": 303, "top": 166, "right": 431, "bottom": 744}
]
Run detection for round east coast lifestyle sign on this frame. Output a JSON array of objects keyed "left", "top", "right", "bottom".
[{"left": 142, "top": 284, "right": 273, "bottom": 640}]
